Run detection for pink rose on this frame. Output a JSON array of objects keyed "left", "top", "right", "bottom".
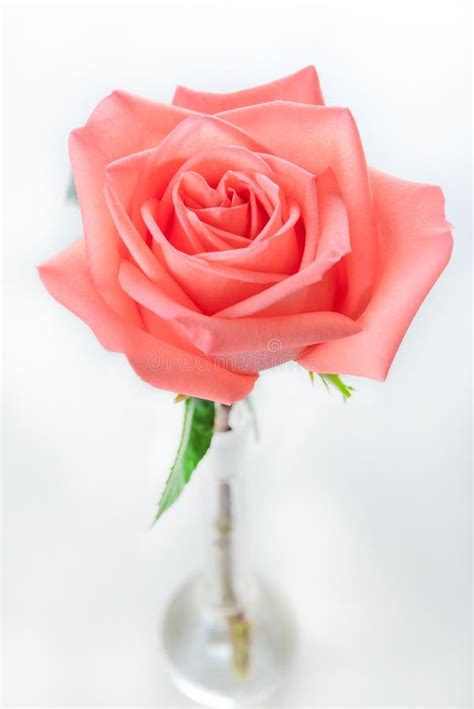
[{"left": 39, "top": 66, "right": 452, "bottom": 404}]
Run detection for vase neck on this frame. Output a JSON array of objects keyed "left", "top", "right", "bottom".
[{"left": 199, "top": 412, "right": 251, "bottom": 612}]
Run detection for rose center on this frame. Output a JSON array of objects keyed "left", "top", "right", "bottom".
[{"left": 171, "top": 169, "right": 281, "bottom": 252}]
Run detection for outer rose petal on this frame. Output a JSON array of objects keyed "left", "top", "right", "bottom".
[
  {"left": 38, "top": 240, "right": 257, "bottom": 404},
  {"left": 172, "top": 66, "right": 324, "bottom": 114},
  {"left": 69, "top": 91, "right": 192, "bottom": 320},
  {"left": 299, "top": 169, "right": 453, "bottom": 379}
]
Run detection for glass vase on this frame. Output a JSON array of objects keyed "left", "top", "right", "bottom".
[{"left": 161, "top": 403, "right": 295, "bottom": 706}]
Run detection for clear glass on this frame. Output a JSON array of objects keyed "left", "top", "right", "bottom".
[{"left": 161, "top": 404, "right": 296, "bottom": 706}]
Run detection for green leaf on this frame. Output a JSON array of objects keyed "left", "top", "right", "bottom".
[
  {"left": 155, "top": 397, "right": 215, "bottom": 521},
  {"left": 318, "top": 373, "right": 355, "bottom": 401},
  {"left": 308, "top": 371, "right": 315, "bottom": 387}
]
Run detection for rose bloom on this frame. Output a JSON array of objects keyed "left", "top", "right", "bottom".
[{"left": 39, "top": 67, "right": 452, "bottom": 404}]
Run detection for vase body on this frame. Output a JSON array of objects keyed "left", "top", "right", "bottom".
[{"left": 161, "top": 405, "right": 295, "bottom": 706}]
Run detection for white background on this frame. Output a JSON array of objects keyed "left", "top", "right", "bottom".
[{"left": 2, "top": 1, "right": 472, "bottom": 706}]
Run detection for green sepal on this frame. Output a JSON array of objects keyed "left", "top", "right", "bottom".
[
  {"left": 319, "top": 373, "right": 355, "bottom": 401},
  {"left": 155, "top": 397, "right": 215, "bottom": 521},
  {"left": 173, "top": 393, "right": 187, "bottom": 404},
  {"left": 66, "top": 176, "right": 78, "bottom": 203}
]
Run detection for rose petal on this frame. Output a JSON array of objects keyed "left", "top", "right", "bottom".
[
  {"left": 38, "top": 240, "right": 257, "bottom": 403},
  {"left": 118, "top": 260, "right": 361, "bottom": 367},
  {"left": 142, "top": 198, "right": 285, "bottom": 314},
  {"left": 219, "top": 102, "right": 377, "bottom": 318},
  {"left": 103, "top": 155, "right": 200, "bottom": 312},
  {"left": 194, "top": 203, "right": 250, "bottom": 239},
  {"left": 177, "top": 171, "right": 223, "bottom": 209},
  {"left": 215, "top": 176, "right": 350, "bottom": 318},
  {"left": 69, "top": 91, "right": 192, "bottom": 321},
  {"left": 258, "top": 153, "right": 319, "bottom": 268},
  {"left": 175, "top": 211, "right": 252, "bottom": 251},
  {"left": 299, "top": 169, "right": 453, "bottom": 379},
  {"left": 172, "top": 65, "right": 324, "bottom": 113},
  {"left": 198, "top": 198, "right": 301, "bottom": 274}
]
